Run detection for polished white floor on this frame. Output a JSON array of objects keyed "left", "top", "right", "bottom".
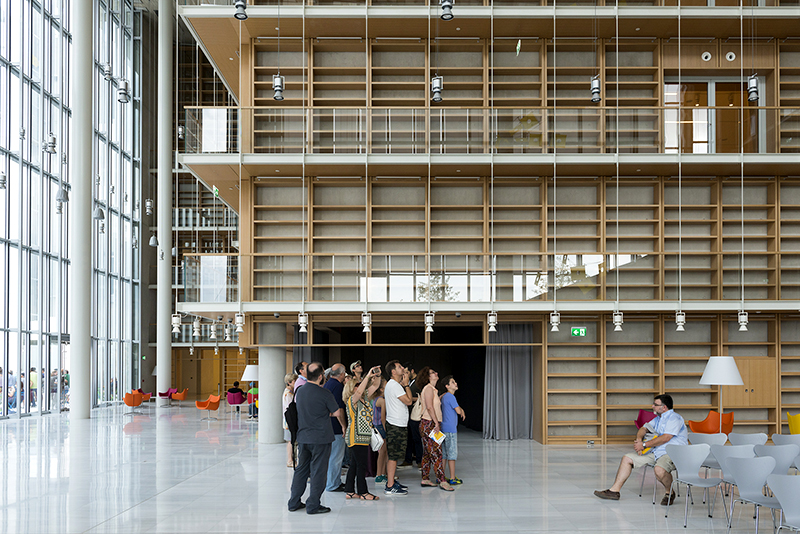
[{"left": 0, "top": 405, "right": 777, "bottom": 533}]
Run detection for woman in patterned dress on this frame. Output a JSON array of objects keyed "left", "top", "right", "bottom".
[{"left": 343, "top": 366, "right": 383, "bottom": 500}]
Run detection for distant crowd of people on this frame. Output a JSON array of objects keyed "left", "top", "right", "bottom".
[
  {"left": 1, "top": 367, "right": 70, "bottom": 413},
  {"left": 284, "top": 359, "right": 465, "bottom": 515}
]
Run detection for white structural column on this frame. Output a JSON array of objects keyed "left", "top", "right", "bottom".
[
  {"left": 69, "top": 0, "right": 93, "bottom": 420},
  {"left": 156, "top": 0, "right": 174, "bottom": 404},
  {"left": 259, "top": 324, "right": 287, "bottom": 444}
]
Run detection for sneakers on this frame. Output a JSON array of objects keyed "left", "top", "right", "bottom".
[
  {"left": 661, "top": 491, "right": 676, "bottom": 506},
  {"left": 447, "top": 478, "right": 463, "bottom": 485},
  {"left": 375, "top": 475, "right": 387, "bottom": 484},
  {"left": 593, "top": 489, "right": 621, "bottom": 501},
  {"left": 394, "top": 479, "right": 408, "bottom": 490},
  {"left": 384, "top": 482, "right": 408, "bottom": 496}
]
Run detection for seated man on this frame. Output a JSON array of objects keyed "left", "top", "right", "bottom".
[
  {"left": 227, "top": 381, "right": 247, "bottom": 413},
  {"left": 594, "top": 394, "right": 688, "bottom": 505}
]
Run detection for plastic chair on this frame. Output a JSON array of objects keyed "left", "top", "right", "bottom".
[
  {"left": 687, "top": 410, "right": 734, "bottom": 434},
  {"left": 135, "top": 388, "right": 152, "bottom": 402},
  {"left": 158, "top": 387, "right": 177, "bottom": 405},
  {"left": 635, "top": 409, "right": 657, "bottom": 429},
  {"left": 772, "top": 434, "right": 800, "bottom": 471},
  {"left": 729, "top": 432, "right": 768, "bottom": 446},
  {"left": 754, "top": 444, "right": 800, "bottom": 476},
  {"left": 788, "top": 413, "right": 800, "bottom": 435},
  {"left": 725, "top": 457, "right": 781, "bottom": 534},
  {"left": 123, "top": 392, "right": 143, "bottom": 415},
  {"left": 665, "top": 443, "right": 724, "bottom": 527},
  {"left": 688, "top": 432, "right": 728, "bottom": 501},
  {"left": 196, "top": 394, "right": 221, "bottom": 421},
  {"left": 171, "top": 388, "right": 188, "bottom": 408},
  {"left": 711, "top": 444, "right": 756, "bottom": 522},
  {"left": 227, "top": 391, "right": 246, "bottom": 415},
  {"left": 768, "top": 474, "right": 800, "bottom": 534}
]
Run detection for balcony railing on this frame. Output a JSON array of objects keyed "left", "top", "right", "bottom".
[
  {"left": 178, "top": 0, "right": 800, "bottom": 7},
  {"left": 183, "top": 106, "right": 796, "bottom": 155}
]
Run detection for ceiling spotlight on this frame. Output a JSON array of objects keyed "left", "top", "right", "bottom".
[
  {"left": 487, "top": 311, "right": 498, "bottom": 333},
  {"left": 738, "top": 310, "right": 749, "bottom": 332},
  {"left": 612, "top": 311, "right": 623, "bottom": 332},
  {"left": 298, "top": 312, "right": 309, "bottom": 334},
  {"left": 102, "top": 63, "right": 113, "bottom": 81},
  {"left": 0, "top": 171, "right": 6, "bottom": 189},
  {"left": 56, "top": 186, "right": 69, "bottom": 204},
  {"left": 171, "top": 314, "right": 181, "bottom": 334},
  {"left": 362, "top": 311, "right": 372, "bottom": 333},
  {"left": 748, "top": 74, "right": 759, "bottom": 103},
  {"left": 144, "top": 198, "right": 154, "bottom": 216},
  {"left": 431, "top": 76, "right": 443, "bottom": 103},
  {"left": 234, "top": 0, "right": 247, "bottom": 20},
  {"left": 56, "top": 202, "right": 63, "bottom": 214},
  {"left": 171, "top": 246, "right": 177, "bottom": 257},
  {"left": 590, "top": 75, "right": 601, "bottom": 103},
  {"left": 117, "top": 79, "right": 130, "bottom": 104},
  {"left": 149, "top": 233, "right": 158, "bottom": 247},
  {"left": 272, "top": 75, "right": 285, "bottom": 101},
  {"left": 44, "top": 133, "right": 57, "bottom": 154},
  {"left": 193, "top": 318, "right": 201, "bottom": 338},
  {"left": 189, "top": 346, "right": 194, "bottom": 355},
  {"left": 550, "top": 311, "right": 560, "bottom": 332},
  {"left": 210, "top": 324, "right": 217, "bottom": 340},
  {"left": 214, "top": 346, "right": 219, "bottom": 355},
  {"left": 424, "top": 312, "right": 435, "bottom": 333},
  {"left": 225, "top": 324, "right": 233, "bottom": 342},
  {"left": 132, "top": 238, "right": 138, "bottom": 249},
  {"left": 440, "top": 0, "right": 454, "bottom": 20},
  {"left": 177, "top": 125, "right": 185, "bottom": 140},
  {"left": 239, "top": 347, "right": 243, "bottom": 355},
  {"left": 235, "top": 312, "right": 245, "bottom": 333},
  {"left": 99, "top": 221, "right": 105, "bottom": 234},
  {"left": 92, "top": 205, "right": 105, "bottom": 221},
  {"left": 675, "top": 311, "right": 686, "bottom": 332}
]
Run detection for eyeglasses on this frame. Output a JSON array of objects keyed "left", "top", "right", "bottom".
[{"left": 652, "top": 402, "right": 664, "bottom": 407}]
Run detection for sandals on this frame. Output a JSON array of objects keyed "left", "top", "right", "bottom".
[
  {"left": 359, "top": 492, "right": 380, "bottom": 500},
  {"left": 345, "top": 492, "right": 358, "bottom": 499},
  {"left": 421, "top": 480, "right": 438, "bottom": 487}
]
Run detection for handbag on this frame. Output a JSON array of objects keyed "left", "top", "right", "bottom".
[
  {"left": 370, "top": 427, "right": 384, "bottom": 451},
  {"left": 410, "top": 397, "right": 423, "bottom": 421}
]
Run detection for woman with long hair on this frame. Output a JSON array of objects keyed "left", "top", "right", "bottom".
[{"left": 417, "top": 366, "right": 453, "bottom": 491}]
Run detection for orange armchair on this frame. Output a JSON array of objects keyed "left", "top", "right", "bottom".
[
  {"left": 171, "top": 388, "right": 188, "bottom": 408},
  {"left": 687, "top": 410, "right": 734, "bottom": 434},
  {"left": 196, "top": 394, "right": 221, "bottom": 421},
  {"left": 135, "top": 388, "right": 152, "bottom": 402},
  {"left": 123, "top": 392, "right": 143, "bottom": 415}
]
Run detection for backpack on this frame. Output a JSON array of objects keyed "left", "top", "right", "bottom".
[{"left": 284, "top": 386, "right": 301, "bottom": 467}]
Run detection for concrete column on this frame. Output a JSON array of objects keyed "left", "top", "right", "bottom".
[
  {"left": 259, "top": 324, "right": 286, "bottom": 444},
  {"left": 156, "top": 0, "right": 174, "bottom": 404},
  {"left": 69, "top": 0, "right": 93, "bottom": 420}
]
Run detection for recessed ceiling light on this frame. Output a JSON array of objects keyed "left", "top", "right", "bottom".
[
  {"left": 636, "top": 169, "right": 641, "bottom": 172},
  {"left": 275, "top": 169, "right": 280, "bottom": 173},
  {"left": 275, "top": 27, "right": 279, "bottom": 31},
  {"left": 456, "top": 27, "right": 461, "bottom": 31},
  {"left": 456, "top": 169, "right": 461, "bottom": 173},
  {"left": 635, "top": 27, "right": 640, "bottom": 31},
  {"left": 229, "top": 57, "right": 234, "bottom": 60},
  {"left": 229, "top": 187, "right": 234, "bottom": 190}
]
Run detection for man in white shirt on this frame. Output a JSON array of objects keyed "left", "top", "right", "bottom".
[
  {"left": 594, "top": 394, "right": 688, "bottom": 505},
  {"left": 383, "top": 360, "right": 412, "bottom": 496}
]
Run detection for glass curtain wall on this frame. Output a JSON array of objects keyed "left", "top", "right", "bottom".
[{"left": 0, "top": 0, "right": 141, "bottom": 418}]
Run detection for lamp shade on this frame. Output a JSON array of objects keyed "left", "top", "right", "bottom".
[
  {"left": 699, "top": 356, "right": 744, "bottom": 386},
  {"left": 241, "top": 364, "right": 259, "bottom": 382}
]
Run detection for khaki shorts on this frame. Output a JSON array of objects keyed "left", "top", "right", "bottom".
[{"left": 625, "top": 451, "right": 676, "bottom": 472}]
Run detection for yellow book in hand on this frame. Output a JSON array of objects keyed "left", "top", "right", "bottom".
[
  {"left": 641, "top": 434, "right": 658, "bottom": 455},
  {"left": 429, "top": 430, "right": 446, "bottom": 445}
]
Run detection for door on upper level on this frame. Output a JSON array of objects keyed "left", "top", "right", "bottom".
[{"left": 664, "top": 79, "right": 764, "bottom": 154}]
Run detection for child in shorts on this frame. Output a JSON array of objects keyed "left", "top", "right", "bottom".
[{"left": 438, "top": 375, "right": 466, "bottom": 485}]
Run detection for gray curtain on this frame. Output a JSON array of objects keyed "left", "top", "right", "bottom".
[{"left": 482, "top": 323, "right": 534, "bottom": 440}]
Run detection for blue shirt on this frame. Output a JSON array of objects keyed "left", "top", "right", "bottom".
[
  {"left": 323, "top": 378, "right": 346, "bottom": 435},
  {"left": 649, "top": 409, "right": 688, "bottom": 459},
  {"left": 441, "top": 392, "right": 460, "bottom": 433}
]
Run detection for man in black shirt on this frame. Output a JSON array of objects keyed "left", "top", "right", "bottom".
[{"left": 288, "top": 362, "right": 342, "bottom": 515}]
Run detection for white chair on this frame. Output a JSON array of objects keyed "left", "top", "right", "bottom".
[
  {"left": 767, "top": 474, "right": 800, "bottom": 533},
  {"left": 724, "top": 456, "right": 781, "bottom": 534},
  {"left": 688, "top": 432, "right": 728, "bottom": 501},
  {"left": 729, "top": 432, "right": 768, "bottom": 446},
  {"left": 665, "top": 444, "right": 724, "bottom": 528},
  {"left": 771, "top": 434, "right": 800, "bottom": 471},
  {"left": 711, "top": 443, "right": 756, "bottom": 522},
  {"left": 754, "top": 444, "right": 800, "bottom": 476}
]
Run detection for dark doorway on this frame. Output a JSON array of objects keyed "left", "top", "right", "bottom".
[{"left": 335, "top": 325, "right": 485, "bottom": 433}]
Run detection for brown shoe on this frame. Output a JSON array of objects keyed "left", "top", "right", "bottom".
[
  {"left": 594, "top": 489, "right": 620, "bottom": 500},
  {"left": 660, "top": 491, "right": 676, "bottom": 506}
]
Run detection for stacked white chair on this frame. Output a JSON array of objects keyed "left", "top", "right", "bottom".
[
  {"left": 724, "top": 456, "right": 781, "bottom": 534},
  {"left": 665, "top": 443, "right": 724, "bottom": 528},
  {"left": 767, "top": 474, "right": 800, "bottom": 534}
]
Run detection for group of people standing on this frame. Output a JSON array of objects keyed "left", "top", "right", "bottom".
[{"left": 285, "top": 359, "right": 465, "bottom": 515}]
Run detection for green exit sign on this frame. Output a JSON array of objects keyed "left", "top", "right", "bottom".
[{"left": 571, "top": 327, "right": 587, "bottom": 337}]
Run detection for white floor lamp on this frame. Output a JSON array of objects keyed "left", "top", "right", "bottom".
[
  {"left": 699, "top": 356, "right": 744, "bottom": 433},
  {"left": 241, "top": 364, "right": 259, "bottom": 422}
]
